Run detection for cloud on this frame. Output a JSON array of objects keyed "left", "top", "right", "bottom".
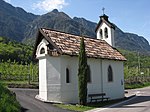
[
  {"left": 4, "top": 0, "right": 11, "bottom": 3},
  {"left": 33, "top": 0, "right": 68, "bottom": 12}
]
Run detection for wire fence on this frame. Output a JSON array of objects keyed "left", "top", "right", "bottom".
[
  {"left": 125, "top": 76, "right": 150, "bottom": 84},
  {"left": 124, "top": 66, "right": 150, "bottom": 84},
  {"left": 0, "top": 75, "right": 38, "bottom": 82}
]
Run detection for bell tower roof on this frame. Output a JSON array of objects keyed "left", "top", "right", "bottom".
[
  {"left": 95, "top": 8, "right": 115, "bottom": 47},
  {"left": 95, "top": 14, "right": 115, "bottom": 32}
]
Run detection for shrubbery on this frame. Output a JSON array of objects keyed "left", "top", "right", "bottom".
[
  {"left": 0, "top": 83, "right": 21, "bottom": 112},
  {"left": 0, "top": 36, "right": 33, "bottom": 64}
]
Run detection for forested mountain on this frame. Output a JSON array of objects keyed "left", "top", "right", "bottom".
[
  {"left": 23, "top": 9, "right": 96, "bottom": 43},
  {"left": 0, "top": 0, "right": 150, "bottom": 54},
  {"left": 0, "top": 0, "right": 38, "bottom": 41},
  {"left": 114, "top": 26, "right": 150, "bottom": 54}
]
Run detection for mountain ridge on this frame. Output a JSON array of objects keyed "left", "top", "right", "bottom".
[
  {"left": 0, "top": 0, "right": 38, "bottom": 41},
  {"left": 0, "top": 0, "right": 150, "bottom": 55}
]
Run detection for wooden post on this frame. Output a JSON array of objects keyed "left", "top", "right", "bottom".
[{"left": 28, "top": 64, "right": 30, "bottom": 85}]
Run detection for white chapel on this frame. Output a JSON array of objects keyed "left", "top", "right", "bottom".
[{"left": 33, "top": 14, "right": 126, "bottom": 103}]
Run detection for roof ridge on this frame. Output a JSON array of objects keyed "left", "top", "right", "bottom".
[{"left": 41, "top": 27, "right": 106, "bottom": 43}]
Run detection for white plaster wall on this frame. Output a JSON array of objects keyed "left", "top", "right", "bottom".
[
  {"left": 111, "top": 28, "right": 115, "bottom": 47},
  {"left": 39, "top": 57, "right": 47, "bottom": 100},
  {"left": 60, "top": 56, "right": 79, "bottom": 103},
  {"left": 87, "top": 58, "right": 103, "bottom": 102},
  {"left": 96, "top": 22, "right": 115, "bottom": 47},
  {"left": 46, "top": 56, "right": 61, "bottom": 102},
  {"left": 60, "top": 56, "right": 104, "bottom": 103},
  {"left": 102, "top": 60, "right": 124, "bottom": 100},
  {"left": 38, "top": 50, "right": 124, "bottom": 103}
]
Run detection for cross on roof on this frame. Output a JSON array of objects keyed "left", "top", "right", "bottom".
[{"left": 102, "top": 7, "right": 105, "bottom": 15}]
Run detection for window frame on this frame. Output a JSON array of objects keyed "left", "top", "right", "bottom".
[
  {"left": 104, "top": 27, "right": 108, "bottom": 38},
  {"left": 87, "top": 65, "right": 92, "bottom": 83},
  {"left": 40, "top": 47, "right": 45, "bottom": 54},
  {"left": 108, "top": 65, "right": 113, "bottom": 82},
  {"left": 66, "top": 68, "right": 70, "bottom": 83},
  {"left": 100, "top": 29, "right": 103, "bottom": 39}
]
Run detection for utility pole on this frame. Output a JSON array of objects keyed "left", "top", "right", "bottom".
[{"left": 138, "top": 52, "right": 140, "bottom": 74}]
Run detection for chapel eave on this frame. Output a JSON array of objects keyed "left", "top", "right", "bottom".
[{"left": 33, "top": 28, "right": 126, "bottom": 61}]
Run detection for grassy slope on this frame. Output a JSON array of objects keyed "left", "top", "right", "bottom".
[{"left": 0, "top": 83, "right": 21, "bottom": 111}]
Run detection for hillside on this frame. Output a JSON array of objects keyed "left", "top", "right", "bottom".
[
  {"left": 114, "top": 26, "right": 150, "bottom": 54},
  {"left": 0, "top": 1, "right": 150, "bottom": 54},
  {"left": 0, "top": 37, "right": 33, "bottom": 63},
  {"left": 24, "top": 9, "right": 96, "bottom": 42},
  {"left": 0, "top": 0, "right": 38, "bottom": 41},
  {"left": 119, "top": 49, "right": 150, "bottom": 68}
]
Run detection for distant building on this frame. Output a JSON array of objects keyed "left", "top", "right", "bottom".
[{"left": 33, "top": 14, "right": 126, "bottom": 103}]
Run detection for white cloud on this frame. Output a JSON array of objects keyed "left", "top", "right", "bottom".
[
  {"left": 4, "top": 0, "right": 11, "bottom": 3},
  {"left": 33, "top": 0, "right": 68, "bottom": 12}
]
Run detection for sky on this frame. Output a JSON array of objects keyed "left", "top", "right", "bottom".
[{"left": 4, "top": 0, "right": 150, "bottom": 43}]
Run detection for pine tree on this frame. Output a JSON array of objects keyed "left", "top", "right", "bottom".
[{"left": 78, "top": 37, "right": 88, "bottom": 105}]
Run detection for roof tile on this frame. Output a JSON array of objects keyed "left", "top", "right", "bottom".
[{"left": 41, "top": 28, "right": 126, "bottom": 61}]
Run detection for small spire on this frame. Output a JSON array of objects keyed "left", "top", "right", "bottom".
[{"left": 102, "top": 7, "right": 105, "bottom": 15}]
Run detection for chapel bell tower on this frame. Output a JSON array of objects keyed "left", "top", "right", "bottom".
[{"left": 95, "top": 8, "right": 115, "bottom": 47}]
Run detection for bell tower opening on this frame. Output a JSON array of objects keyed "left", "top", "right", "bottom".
[{"left": 95, "top": 8, "right": 115, "bottom": 47}]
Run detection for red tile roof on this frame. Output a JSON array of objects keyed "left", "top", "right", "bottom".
[{"left": 38, "top": 28, "right": 126, "bottom": 61}]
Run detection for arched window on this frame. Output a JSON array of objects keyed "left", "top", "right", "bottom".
[
  {"left": 40, "top": 47, "right": 45, "bottom": 54},
  {"left": 100, "top": 29, "right": 103, "bottom": 39},
  {"left": 108, "top": 65, "right": 113, "bottom": 82},
  {"left": 66, "top": 68, "right": 70, "bottom": 83},
  {"left": 87, "top": 65, "right": 91, "bottom": 83},
  {"left": 104, "top": 27, "right": 108, "bottom": 38}
]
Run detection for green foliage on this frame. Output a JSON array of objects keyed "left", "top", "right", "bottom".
[
  {"left": 0, "top": 60, "right": 38, "bottom": 81},
  {"left": 0, "top": 83, "right": 21, "bottom": 112},
  {"left": 119, "top": 49, "right": 150, "bottom": 77},
  {"left": 119, "top": 49, "right": 150, "bottom": 68},
  {"left": 125, "top": 82, "right": 150, "bottom": 89},
  {"left": 118, "top": 49, "right": 150, "bottom": 88},
  {"left": 0, "top": 37, "right": 33, "bottom": 64},
  {"left": 78, "top": 37, "right": 88, "bottom": 105}
]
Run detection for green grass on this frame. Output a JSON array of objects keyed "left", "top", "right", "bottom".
[
  {"left": 1, "top": 80, "right": 39, "bottom": 89},
  {"left": 125, "top": 82, "right": 150, "bottom": 89},
  {"left": 1, "top": 80, "right": 38, "bottom": 85},
  {"left": 54, "top": 104, "right": 94, "bottom": 112},
  {"left": 54, "top": 99, "right": 125, "bottom": 112}
]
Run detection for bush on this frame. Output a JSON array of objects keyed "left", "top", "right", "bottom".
[{"left": 0, "top": 83, "right": 21, "bottom": 112}]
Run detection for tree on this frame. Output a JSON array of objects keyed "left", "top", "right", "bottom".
[{"left": 78, "top": 37, "right": 88, "bottom": 105}]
